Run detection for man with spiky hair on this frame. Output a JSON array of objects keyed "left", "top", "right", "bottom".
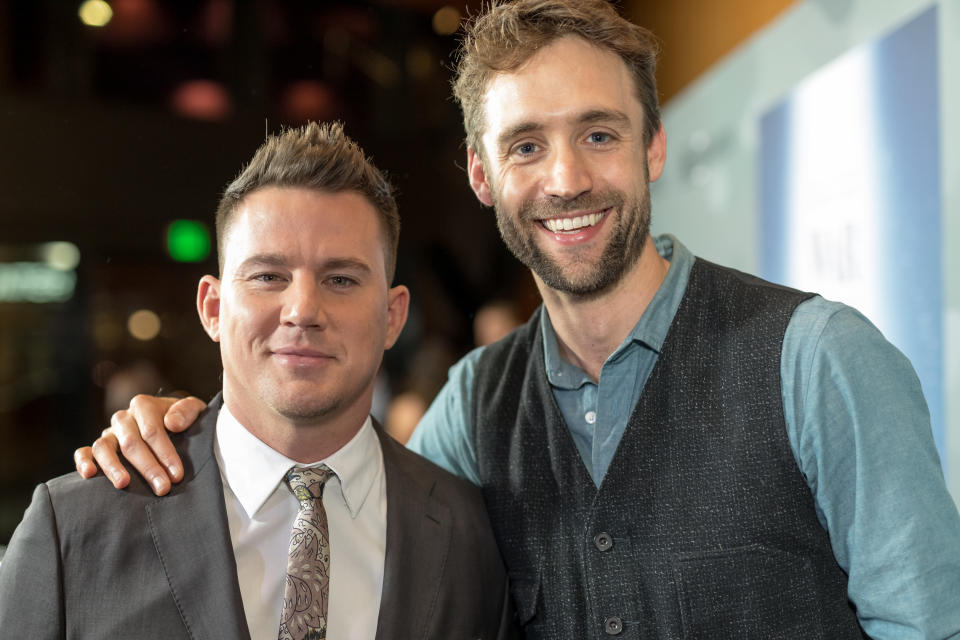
[
  {"left": 0, "top": 123, "right": 516, "bottom": 640},
  {"left": 75, "top": 1, "right": 960, "bottom": 638}
]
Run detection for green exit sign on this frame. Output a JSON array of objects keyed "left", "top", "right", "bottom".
[{"left": 167, "top": 220, "right": 211, "bottom": 262}]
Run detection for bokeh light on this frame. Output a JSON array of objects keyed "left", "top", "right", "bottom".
[
  {"left": 78, "top": 0, "right": 114, "bottom": 28},
  {"left": 92, "top": 312, "right": 124, "bottom": 350},
  {"left": 282, "top": 81, "right": 340, "bottom": 123},
  {"left": 41, "top": 242, "right": 81, "bottom": 271},
  {"left": 167, "top": 220, "right": 211, "bottom": 263},
  {"left": 127, "top": 309, "right": 162, "bottom": 341},
  {"left": 406, "top": 46, "right": 434, "bottom": 81},
  {"left": 171, "top": 80, "right": 232, "bottom": 121},
  {"left": 432, "top": 6, "right": 461, "bottom": 36}
]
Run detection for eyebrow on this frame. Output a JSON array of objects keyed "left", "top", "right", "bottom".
[
  {"left": 496, "top": 121, "right": 542, "bottom": 152},
  {"left": 236, "top": 254, "right": 373, "bottom": 275},
  {"left": 237, "top": 253, "right": 287, "bottom": 270},
  {"left": 578, "top": 109, "right": 631, "bottom": 128},
  {"left": 495, "top": 109, "right": 633, "bottom": 153}
]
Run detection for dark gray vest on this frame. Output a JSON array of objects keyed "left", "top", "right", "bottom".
[{"left": 473, "top": 259, "right": 865, "bottom": 639}]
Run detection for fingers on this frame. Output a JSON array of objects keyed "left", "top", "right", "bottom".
[
  {"left": 109, "top": 408, "right": 172, "bottom": 495},
  {"left": 73, "top": 446, "right": 98, "bottom": 479},
  {"left": 90, "top": 428, "right": 130, "bottom": 490},
  {"left": 163, "top": 396, "right": 207, "bottom": 433},
  {"left": 128, "top": 394, "right": 189, "bottom": 485},
  {"left": 74, "top": 393, "right": 203, "bottom": 496}
]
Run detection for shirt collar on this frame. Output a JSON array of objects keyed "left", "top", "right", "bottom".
[
  {"left": 214, "top": 405, "right": 380, "bottom": 519},
  {"left": 541, "top": 234, "right": 695, "bottom": 389}
]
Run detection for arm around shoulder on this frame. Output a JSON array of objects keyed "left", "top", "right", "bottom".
[{"left": 0, "top": 483, "right": 65, "bottom": 639}]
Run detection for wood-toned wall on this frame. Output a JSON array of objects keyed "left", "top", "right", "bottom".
[{"left": 625, "top": 0, "right": 799, "bottom": 102}]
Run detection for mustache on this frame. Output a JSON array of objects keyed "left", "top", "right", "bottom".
[{"left": 516, "top": 191, "right": 625, "bottom": 221}]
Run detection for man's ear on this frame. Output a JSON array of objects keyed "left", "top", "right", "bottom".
[
  {"left": 647, "top": 123, "right": 667, "bottom": 183},
  {"left": 384, "top": 284, "right": 410, "bottom": 350},
  {"left": 197, "top": 275, "right": 223, "bottom": 342},
  {"left": 467, "top": 147, "right": 494, "bottom": 207}
]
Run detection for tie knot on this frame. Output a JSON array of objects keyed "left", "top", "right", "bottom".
[{"left": 284, "top": 465, "right": 334, "bottom": 503}]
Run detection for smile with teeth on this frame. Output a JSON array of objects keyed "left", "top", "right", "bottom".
[{"left": 541, "top": 210, "right": 607, "bottom": 233}]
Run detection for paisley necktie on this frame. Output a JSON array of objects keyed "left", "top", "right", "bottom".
[{"left": 278, "top": 465, "right": 335, "bottom": 640}]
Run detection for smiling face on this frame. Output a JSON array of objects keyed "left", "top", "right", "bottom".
[
  {"left": 468, "top": 36, "right": 666, "bottom": 297},
  {"left": 198, "top": 186, "right": 408, "bottom": 434}
]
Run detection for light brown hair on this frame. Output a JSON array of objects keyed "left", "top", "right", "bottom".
[
  {"left": 453, "top": 0, "right": 661, "bottom": 155},
  {"left": 215, "top": 121, "right": 400, "bottom": 283}
]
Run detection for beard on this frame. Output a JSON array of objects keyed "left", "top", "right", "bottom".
[{"left": 492, "top": 183, "right": 652, "bottom": 297}]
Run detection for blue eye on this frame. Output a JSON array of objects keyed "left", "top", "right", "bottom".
[
  {"left": 588, "top": 132, "right": 611, "bottom": 144},
  {"left": 516, "top": 142, "right": 538, "bottom": 155}
]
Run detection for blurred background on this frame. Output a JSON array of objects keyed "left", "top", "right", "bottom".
[{"left": 1, "top": 0, "right": 958, "bottom": 547}]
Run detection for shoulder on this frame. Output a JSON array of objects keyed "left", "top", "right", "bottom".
[
  {"left": 784, "top": 297, "right": 925, "bottom": 440},
  {"left": 10, "top": 468, "right": 162, "bottom": 550},
  {"left": 785, "top": 297, "right": 905, "bottom": 371},
  {"left": 1, "top": 468, "right": 161, "bottom": 586},
  {"left": 45, "top": 465, "right": 158, "bottom": 509},
  {"left": 379, "top": 430, "right": 487, "bottom": 515},
  {"left": 691, "top": 258, "right": 813, "bottom": 308},
  {"left": 36, "top": 402, "right": 220, "bottom": 528}
]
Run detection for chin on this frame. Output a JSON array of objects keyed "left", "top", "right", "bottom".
[
  {"left": 266, "top": 388, "right": 342, "bottom": 422},
  {"left": 275, "top": 401, "right": 342, "bottom": 423}
]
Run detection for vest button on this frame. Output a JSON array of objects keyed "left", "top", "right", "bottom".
[
  {"left": 604, "top": 616, "right": 623, "bottom": 635},
  {"left": 593, "top": 532, "right": 613, "bottom": 551}
]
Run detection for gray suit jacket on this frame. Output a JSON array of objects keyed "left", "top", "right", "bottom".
[{"left": 0, "top": 396, "right": 517, "bottom": 639}]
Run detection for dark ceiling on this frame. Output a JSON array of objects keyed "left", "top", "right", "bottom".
[{"left": 0, "top": 0, "right": 514, "bottom": 292}]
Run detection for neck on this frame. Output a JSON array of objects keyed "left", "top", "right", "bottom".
[
  {"left": 536, "top": 234, "right": 669, "bottom": 382},
  {"left": 223, "top": 392, "right": 370, "bottom": 463}
]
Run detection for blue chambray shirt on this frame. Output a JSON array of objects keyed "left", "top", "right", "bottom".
[
  {"left": 409, "top": 234, "right": 960, "bottom": 639},
  {"left": 539, "top": 234, "right": 687, "bottom": 483}
]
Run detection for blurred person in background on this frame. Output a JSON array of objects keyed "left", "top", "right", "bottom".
[
  {"left": 384, "top": 336, "right": 457, "bottom": 444},
  {"left": 74, "top": 0, "right": 960, "bottom": 638},
  {"left": 473, "top": 299, "right": 522, "bottom": 347}
]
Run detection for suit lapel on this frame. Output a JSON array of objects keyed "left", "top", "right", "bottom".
[
  {"left": 374, "top": 428, "right": 452, "bottom": 640},
  {"left": 146, "top": 396, "right": 252, "bottom": 640}
]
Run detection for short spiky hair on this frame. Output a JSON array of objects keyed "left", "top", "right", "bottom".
[
  {"left": 453, "top": 0, "right": 661, "bottom": 155},
  {"left": 215, "top": 121, "right": 400, "bottom": 283}
]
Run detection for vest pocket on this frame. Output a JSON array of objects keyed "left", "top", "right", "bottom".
[{"left": 673, "top": 543, "right": 825, "bottom": 639}]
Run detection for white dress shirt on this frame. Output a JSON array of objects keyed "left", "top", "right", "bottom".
[{"left": 214, "top": 406, "right": 387, "bottom": 640}]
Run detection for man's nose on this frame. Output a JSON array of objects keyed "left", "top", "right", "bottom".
[
  {"left": 543, "top": 144, "right": 592, "bottom": 200},
  {"left": 280, "top": 278, "right": 327, "bottom": 329}
]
